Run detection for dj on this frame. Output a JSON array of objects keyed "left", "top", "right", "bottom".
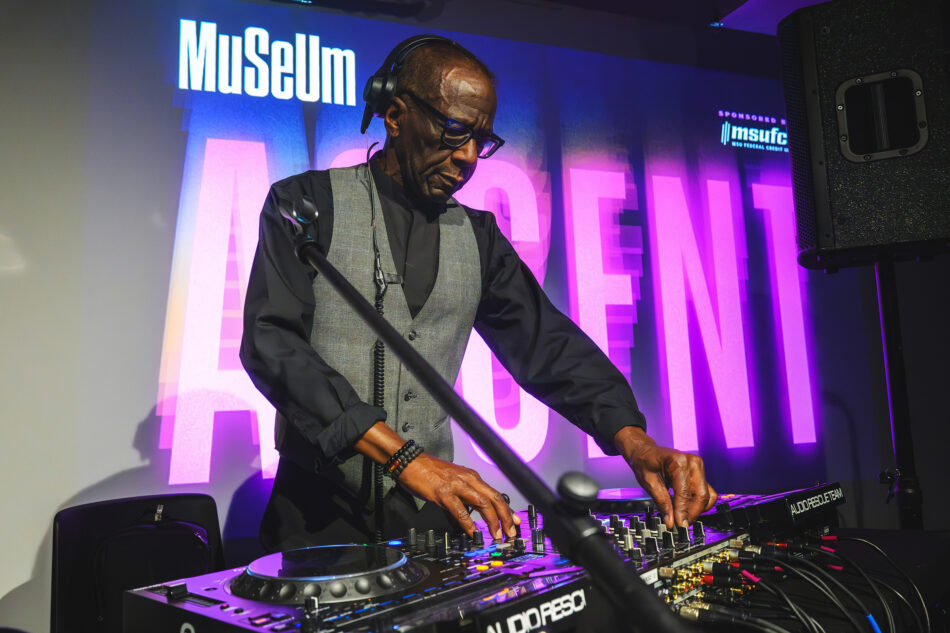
[{"left": 241, "top": 35, "right": 716, "bottom": 553}]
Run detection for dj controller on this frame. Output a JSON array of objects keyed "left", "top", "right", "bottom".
[{"left": 123, "top": 482, "right": 846, "bottom": 633}]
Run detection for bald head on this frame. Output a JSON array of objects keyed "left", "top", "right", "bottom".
[{"left": 396, "top": 41, "right": 495, "bottom": 106}]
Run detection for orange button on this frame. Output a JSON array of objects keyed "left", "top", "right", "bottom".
[
  {"left": 475, "top": 564, "right": 490, "bottom": 571},
  {"left": 490, "top": 561, "right": 504, "bottom": 567}
]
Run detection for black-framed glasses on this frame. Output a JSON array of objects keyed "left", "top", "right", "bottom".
[{"left": 401, "top": 89, "right": 505, "bottom": 159}]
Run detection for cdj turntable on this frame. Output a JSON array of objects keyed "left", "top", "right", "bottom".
[
  {"left": 229, "top": 545, "right": 429, "bottom": 605},
  {"left": 124, "top": 482, "right": 846, "bottom": 633},
  {"left": 125, "top": 537, "right": 596, "bottom": 632}
]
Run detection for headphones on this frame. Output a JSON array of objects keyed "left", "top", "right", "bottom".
[{"left": 360, "top": 34, "right": 457, "bottom": 134}]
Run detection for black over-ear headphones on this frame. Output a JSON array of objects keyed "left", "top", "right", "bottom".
[{"left": 360, "top": 34, "right": 456, "bottom": 134}]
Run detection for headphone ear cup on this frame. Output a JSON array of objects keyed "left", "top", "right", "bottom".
[
  {"left": 361, "top": 73, "right": 385, "bottom": 134},
  {"left": 377, "top": 74, "right": 398, "bottom": 115},
  {"left": 361, "top": 71, "right": 401, "bottom": 133}
]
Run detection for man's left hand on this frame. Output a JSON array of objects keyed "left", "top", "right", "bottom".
[{"left": 613, "top": 426, "right": 717, "bottom": 529}]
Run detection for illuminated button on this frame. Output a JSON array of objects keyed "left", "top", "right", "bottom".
[
  {"left": 490, "top": 561, "right": 504, "bottom": 567},
  {"left": 249, "top": 616, "right": 271, "bottom": 626},
  {"left": 475, "top": 565, "right": 490, "bottom": 571},
  {"left": 490, "top": 552, "right": 502, "bottom": 557}
]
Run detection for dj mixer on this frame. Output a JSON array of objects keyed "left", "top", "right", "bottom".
[{"left": 123, "top": 482, "right": 846, "bottom": 633}]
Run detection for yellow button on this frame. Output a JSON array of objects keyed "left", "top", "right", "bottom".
[
  {"left": 490, "top": 561, "right": 504, "bottom": 567},
  {"left": 475, "top": 564, "right": 490, "bottom": 571}
]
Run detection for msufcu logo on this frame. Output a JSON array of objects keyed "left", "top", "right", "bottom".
[
  {"left": 178, "top": 19, "right": 356, "bottom": 105},
  {"left": 719, "top": 109, "right": 788, "bottom": 153}
]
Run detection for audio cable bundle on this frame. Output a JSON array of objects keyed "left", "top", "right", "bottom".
[{"left": 675, "top": 533, "right": 932, "bottom": 633}]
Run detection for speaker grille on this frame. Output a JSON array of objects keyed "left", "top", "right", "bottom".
[
  {"left": 813, "top": 0, "right": 950, "bottom": 251},
  {"left": 780, "top": 0, "right": 950, "bottom": 268},
  {"left": 778, "top": 15, "right": 817, "bottom": 253}
]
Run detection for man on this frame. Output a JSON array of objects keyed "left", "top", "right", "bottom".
[{"left": 240, "top": 36, "right": 716, "bottom": 553}]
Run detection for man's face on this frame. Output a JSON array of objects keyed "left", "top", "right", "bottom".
[{"left": 394, "top": 63, "right": 496, "bottom": 206}]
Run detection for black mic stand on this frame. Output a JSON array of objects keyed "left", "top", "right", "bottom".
[
  {"left": 279, "top": 197, "right": 695, "bottom": 633},
  {"left": 874, "top": 259, "right": 924, "bottom": 529}
]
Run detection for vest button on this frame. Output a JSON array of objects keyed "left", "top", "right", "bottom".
[
  {"left": 408, "top": 330, "right": 418, "bottom": 341},
  {"left": 402, "top": 422, "right": 415, "bottom": 432},
  {"left": 404, "top": 391, "right": 416, "bottom": 401}
]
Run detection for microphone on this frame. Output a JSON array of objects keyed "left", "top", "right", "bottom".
[{"left": 278, "top": 194, "right": 321, "bottom": 261}]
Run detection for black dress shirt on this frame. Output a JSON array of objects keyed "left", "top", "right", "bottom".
[{"left": 240, "top": 158, "right": 646, "bottom": 465}]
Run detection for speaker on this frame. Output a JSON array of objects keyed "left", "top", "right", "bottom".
[{"left": 778, "top": 0, "right": 950, "bottom": 270}]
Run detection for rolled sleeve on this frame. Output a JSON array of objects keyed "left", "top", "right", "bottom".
[
  {"left": 284, "top": 400, "right": 385, "bottom": 461},
  {"left": 585, "top": 408, "right": 647, "bottom": 456}
]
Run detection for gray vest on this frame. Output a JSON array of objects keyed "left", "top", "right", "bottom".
[{"left": 275, "top": 165, "right": 481, "bottom": 509}]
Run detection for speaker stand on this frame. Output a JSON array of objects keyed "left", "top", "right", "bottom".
[{"left": 874, "top": 259, "right": 924, "bottom": 529}]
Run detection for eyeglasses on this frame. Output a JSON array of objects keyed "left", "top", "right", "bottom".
[{"left": 401, "top": 89, "right": 505, "bottom": 159}]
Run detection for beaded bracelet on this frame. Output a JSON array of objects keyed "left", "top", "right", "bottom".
[
  {"left": 383, "top": 439, "right": 414, "bottom": 474},
  {"left": 384, "top": 440, "right": 424, "bottom": 480}
]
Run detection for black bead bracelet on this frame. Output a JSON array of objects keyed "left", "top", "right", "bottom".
[{"left": 384, "top": 439, "right": 424, "bottom": 480}]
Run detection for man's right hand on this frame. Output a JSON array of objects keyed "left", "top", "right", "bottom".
[
  {"left": 354, "top": 421, "right": 520, "bottom": 539},
  {"left": 397, "top": 452, "right": 520, "bottom": 540}
]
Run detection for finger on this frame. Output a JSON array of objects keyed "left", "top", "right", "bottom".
[
  {"left": 705, "top": 483, "right": 718, "bottom": 511},
  {"left": 497, "top": 491, "right": 522, "bottom": 526},
  {"left": 461, "top": 488, "right": 502, "bottom": 540},
  {"left": 442, "top": 494, "right": 478, "bottom": 538},
  {"left": 481, "top": 485, "right": 519, "bottom": 539},
  {"left": 682, "top": 458, "right": 711, "bottom": 525},
  {"left": 640, "top": 474, "right": 674, "bottom": 530},
  {"left": 668, "top": 454, "right": 693, "bottom": 529}
]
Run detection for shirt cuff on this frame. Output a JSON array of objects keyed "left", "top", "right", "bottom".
[
  {"left": 589, "top": 408, "right": 647, "bottom": 456},
  {"left": 289, "top": 402, "right": 387, "bottom": 460}
]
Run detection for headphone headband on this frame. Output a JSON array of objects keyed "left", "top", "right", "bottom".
[{"left": 360, "top": 34, "right": 456, "bottom": 134}]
